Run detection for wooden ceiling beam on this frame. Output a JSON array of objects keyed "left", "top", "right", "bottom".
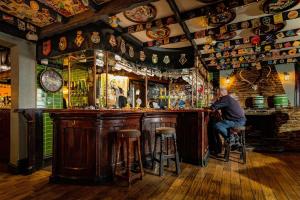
[
  {"left": 39, "top": 0, "right": 158, "bottom": 39},
  {"left": 166, "top": 0, "right": 199, "bottom": 55}
]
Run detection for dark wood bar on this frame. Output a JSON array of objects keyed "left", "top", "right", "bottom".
[{"left": 49, "top": 109, "right": 209, "bottom": 183}]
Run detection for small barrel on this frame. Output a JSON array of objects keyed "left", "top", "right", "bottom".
[
  {"left": 253, "top": 96, "right": 264, "bottom": 109},
  {"left": 274, "top": 94, "right": 289, "bottom": 109}
]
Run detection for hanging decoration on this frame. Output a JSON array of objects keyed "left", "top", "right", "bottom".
[
  {"left": 208, "top": 3, "right": 236, "bottom": 27},
  {"left": 74, "top": 30, "right": 85, "bottom": 47},
  {"left": 263, "top": 0, "right": 298, "bottom": 14},
  {"left": 179, "top": 54, "right": 187, "bottom": 65},
  {"left": 120, "top": 39, "right": 126, "bottom": 54},
  {"left": 42, "top": 40, "right": 51, "bottom": 56},
  {"left": 108, "top": 16, "right": 120, "bottom": 28},
  {"left": 146, "top": 26, "right": 171, "bottom": 40},
  {"left": 123, "top": 4, "right": 157, "bottom": 23},
  {"left": 129, "top": 46, "right": 134, "bottom": 58},
  {"left": 215, "top": 31, "right": 237, "bottom": 41},
  {"left": 152, "top": 54, "right": 158, "bottom": 64},
  {"left": 109, "top": 34, "right": 117, "bottom": 47},
  {"left": 163, "top": 55, "right": 170, "bottom": 65},
  {"left": 58, "top": 36, "right": 67, "bottom": 51},
  {"left": 253, "top": 23, "right": 285, "bottom": 35},
  {"left": 90, "top": 32, "right": 100, "bottom": 44},
  {"left": 140, "top": 51, "right": 146, "bottom": 62}
]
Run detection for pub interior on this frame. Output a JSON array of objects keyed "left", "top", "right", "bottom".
[{"left": 0, "top": 0, "right": 300, "bottom": 199}]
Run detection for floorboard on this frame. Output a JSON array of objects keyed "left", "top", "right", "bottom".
[{"left": 0, "top": 152, "right": 300, "bottom": 200}]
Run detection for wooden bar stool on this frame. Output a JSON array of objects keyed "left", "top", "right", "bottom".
[
  {"left": 152, "top": 127, "right": 181, "bottom": 176},
  {"left": 114, "top": 129, "right": 144, "bottom": 184},
  {"left": 224, "top": 126, "right": 246, "bottom": 164}
]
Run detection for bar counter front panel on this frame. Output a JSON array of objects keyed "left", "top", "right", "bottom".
[{"left": 49, "top": 109, "right": 209, "bottom": 183}]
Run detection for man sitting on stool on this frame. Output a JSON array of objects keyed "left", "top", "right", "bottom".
[{"left": 211, "top": 87, "right": 246, "bottom": 152}]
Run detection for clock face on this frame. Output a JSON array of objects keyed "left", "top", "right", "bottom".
[{"left": 40, "top": 69, "right": 63, "bottom": 93}]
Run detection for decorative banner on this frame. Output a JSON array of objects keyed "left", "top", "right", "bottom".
[
  {"left": 74, "top": 30, "right": 85, "bottom": 47},
  {"left": 145, "top": 7, "right": 300, "bottom": 47},
  {"left": 17, "top": 19, "right": 26, "bottom": 31},
  {"left": 129, "top": 46, "right": 134, "bottom": 58},
  {"left": 120, "top": 39, "right": 126, "bottom": 54},
  {"left": 140, "top": 51, "right": 146, "bottom": 62},
  {"left": 123, "top": 4, "right": 156, "bottom": 23},
  {"left": 59, "top": 36, "right": 67, "bottom": 51},
  {"left": 90, "top": 32, "right": 100, "bottom": 44},
  {"left": 152, "top": 54, "right": 158, "bottom": 64},
  {"left": 109, "top": 34, "right": 117, "bottom": 47},
  {"left": 42, "top": 40, "right": 51, "bottom": 56},
  {"left": 179, "top": 54, "right": 187, "bottom": 65},
  {"left": 200, "top": 27, "right": 300, "bottom": 54},
  {"left": 163, "top": 55, "right": 170, "bottom": 64}
]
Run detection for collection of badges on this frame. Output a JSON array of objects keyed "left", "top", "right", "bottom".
[
  {"left": 41, "top": 30, "right": 189, "bottom": 66},
  {"left": 0, "top": 12, "right": 37, "bottom": 33},
  {"left": 201, "top": 27, "right": 300, "bottom": 55},
  {"left": 144, "top": 7, "right": 300, "bottom": 47}
]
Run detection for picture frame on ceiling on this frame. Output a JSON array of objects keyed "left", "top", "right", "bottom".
[
  {"left": 263, "top": 0, "right": 298, "bottom": 14},
  {"left": 215, "top": 31, "right": 237, "bottom": 41},
  {"left": 123, "top": 4, "right": 157, "bottom": 23},
  {"left": 208, "top": 3, "right": 236, "bottom": 27},
  {"left": 146, "top": 26, "right": 170, "bottom": 40}
]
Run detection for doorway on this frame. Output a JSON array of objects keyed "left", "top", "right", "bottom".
[{"left": 0, "top": 45, "right": 11, "bottom": 168}]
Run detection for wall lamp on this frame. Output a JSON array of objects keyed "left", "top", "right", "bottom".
[{"left": 284, "top": 72, "right": 290, "bottom": 81}]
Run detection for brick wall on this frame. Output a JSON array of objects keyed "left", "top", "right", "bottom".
[
  {"left": 227, "top": 66, "right": 285, "bottom": 108},
  {"left": 274, "top": 109, "right": 300, "bottom": 151}
]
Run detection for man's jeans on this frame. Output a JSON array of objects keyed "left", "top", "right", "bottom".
[{"left": 213, "top": 119, "right": 246, "bottom": 140}]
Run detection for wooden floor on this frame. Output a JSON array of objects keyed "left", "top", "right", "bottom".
[{"left": 1, "top": 152, "right": 300, "bottom": 200}]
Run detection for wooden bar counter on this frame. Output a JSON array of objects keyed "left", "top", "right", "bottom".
[{"left": 48, "top": 109, "right": 209, "bottom": 183}]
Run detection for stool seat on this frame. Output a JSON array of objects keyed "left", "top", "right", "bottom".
[
  {"left": 155, "top": 127, "right": 176, "bottom": 135},
  {"left": 231, "top": 126, "right": 246, "bottom": 132},
  {"left": 118, "top": 129, "right": 141, "bottom": 138}
]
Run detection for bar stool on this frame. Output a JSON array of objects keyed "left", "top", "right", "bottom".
[
  {"left": 224, "top": 126, "right": 246, "bottom": 164},
  {"left": 152, "top": 127, "right": 181, "bottom": 176},
  {"left": 114, "top": 129, "right": 144, "bottom": 184}
]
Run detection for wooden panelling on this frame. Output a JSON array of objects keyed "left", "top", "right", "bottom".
[{"left": 49, "top": 110, "right": 209, "bottom": 183}]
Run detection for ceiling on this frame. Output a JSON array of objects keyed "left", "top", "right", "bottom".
[{"left": 1, "top": 0, "right": 300, "bottom": 71}]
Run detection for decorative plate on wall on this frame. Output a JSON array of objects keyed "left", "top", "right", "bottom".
[
  {"left": 208, "top": 3, "right": 236, "bottom": 27},
  {"left": 0, "top": 0, "right": 55, "bottom": 27},
  {"left": 124, "top": 4, "right": 156, "bottom": 23},
  {"left": 215, "top": 31, "right": 237, "bottom": 41},
  {"left": 263, "top": 0, "right": 298, "bottom": 14},
  {"left": 253, "top": 22, "right": 285, "bottom": 35},
  {"left": 146, "top": 26, "right": 170, "bottom": 40},
  {"left": 40, "top": 69, "right": 63, "bottom": 93},
  {"left": 40, "top": 0, "right": 88, "bottom": 17}
]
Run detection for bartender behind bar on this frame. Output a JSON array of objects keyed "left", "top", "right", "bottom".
[
  {"left": 118, "top": 88, "right": 127, "bottom": 108},
  {"left": 210, "top": 87, "right": 246, "bottom": 154}
]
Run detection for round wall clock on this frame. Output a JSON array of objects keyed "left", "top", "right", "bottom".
[
  {"left": 40, "top": 69, "right": 63, "bottom": 93},
  {"left": 263, "top": 0, "right": 298, "bottom": 14},
  {"left": 124, "top": 4, "right": 157, "bottom": 23},
  {"left": 146, "top": 26, "right": 170, "bottom": 40}
]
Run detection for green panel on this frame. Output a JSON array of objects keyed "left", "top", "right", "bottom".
[
  {"left": 37, "top": 65, "right": 63, "bottom": 158},
  {"left": 43, "top": 113, "right": 53, "bottom": 158}
]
